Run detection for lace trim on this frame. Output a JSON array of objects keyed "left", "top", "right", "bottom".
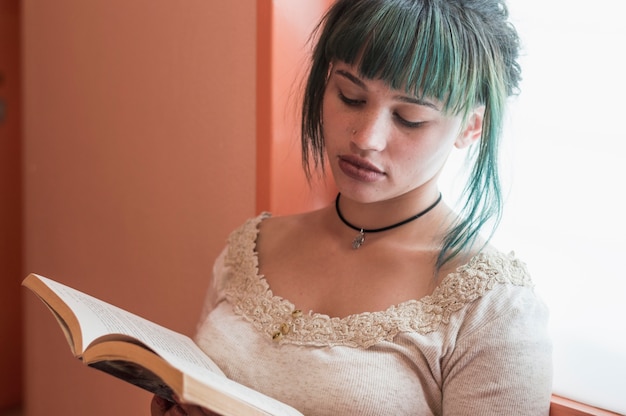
[{"left": 223, "top": 214, "right": 534, "bottom": 348}]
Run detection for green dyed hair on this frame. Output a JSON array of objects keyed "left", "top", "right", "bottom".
[{"left": 301, "top": 0, "right": 521, "bottom": 268}]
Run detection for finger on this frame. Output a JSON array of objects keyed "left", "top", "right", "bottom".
[{"left": 150, "top": 395, "right": 174, "bottom": 415}]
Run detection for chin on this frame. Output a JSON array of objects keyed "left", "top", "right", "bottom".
[{"left": 334, "top": 186, "right": 388, "bottom": 204}]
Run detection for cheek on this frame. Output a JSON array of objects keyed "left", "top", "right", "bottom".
[
  {"left": 322, "top": 93, "right": 341, "bottom": 123},
  {"left": 321, "top": 95, "right": 333, "bottom": 131},
  {"left": 321, "top": 98, "right": 345, "bottom": 144},
  {"left": 393, "top": 131, "right": 456, "bottom": 175}
]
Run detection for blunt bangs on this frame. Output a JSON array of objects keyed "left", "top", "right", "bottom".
[{"left": 323, "top": 1, "right": 484, "bottom": 115}]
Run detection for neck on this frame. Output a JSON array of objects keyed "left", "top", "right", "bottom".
[
  {"left": 335, "top": 189, "right": 443, "bottom": 230},
  {"left": 334, "top": 191, "right": 444, "bottom": 249}
]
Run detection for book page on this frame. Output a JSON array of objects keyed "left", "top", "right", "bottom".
[{"left": 39, "top": 276, "right": 225, "bottom": 378}]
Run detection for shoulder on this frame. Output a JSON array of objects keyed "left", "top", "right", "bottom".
[
  {"left": 444, "top": 250, "right": 549, "bottom": 339},
  {"left": 437, "top": 250, "right": 536, "bottom": 307},
  {"left": 257, "top": 209, "right": 328, "bottom": 233},
  {"left": 458, "top": 250, "right": 534, "bottom": 287},
  {"left": 227, "top": 210, "right": 324, "bottom": 236},
  {"left": 224, "top": 210, "right": 327, "bottom": 257},
  {"left": 255, "top": 208, "right": 333, "bottom": 252},
  {"left": 435, "top": 250, "right": 548, "bottom": 335},
  {"left": 440, "top": 252, "right": 552, "bottom": 414},
  {"left": 227, "top": 212, "right": 271, "bottom": 240},
  {"left": 222, "top": 213, "right": 270, "bottom": 260}
]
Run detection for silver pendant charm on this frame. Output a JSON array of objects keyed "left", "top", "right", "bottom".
[{"left": 352, "top": 230, "right": 365, "bottom": 249}]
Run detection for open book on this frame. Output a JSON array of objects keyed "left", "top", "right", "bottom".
[{"left": 22, "top": 273, "right": 304, "bottom": 416}]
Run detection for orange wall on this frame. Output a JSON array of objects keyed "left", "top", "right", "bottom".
[
  {"left": 257, "top": 0, "right": 336, "bottom": 215},
  {"left": 0, "top": 0, "right": 22, "bottom": 411},
  {"left": 22, "top": 1, "right": 257, "bottom": 415}
]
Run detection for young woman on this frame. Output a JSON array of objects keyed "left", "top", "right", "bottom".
[{"left": 152, "top": 0, "right": 552, "bottom": 414}]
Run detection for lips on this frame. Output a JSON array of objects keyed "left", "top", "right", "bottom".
[{"left": 337, "top": 155, "right": 385, "bottom": 182}]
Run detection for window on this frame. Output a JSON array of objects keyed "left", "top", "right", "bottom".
[{"left": 442, "top": 1, "right": 625, "bottom": 413}]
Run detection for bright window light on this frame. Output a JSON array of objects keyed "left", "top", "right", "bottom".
[{"left": 443, "top": 1, "right": 625, "bottom": 413}]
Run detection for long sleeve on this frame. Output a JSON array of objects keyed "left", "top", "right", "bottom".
[{"left": 442, "top": 285, "right": 553, "bottom": 415}]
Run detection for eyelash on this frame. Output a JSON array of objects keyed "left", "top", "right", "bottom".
[
  {"left": 395, "top": 116, "right": 424, "bottom": 129},
  {"left": 338, "top": 91, "right": 424, "bottom": 129},
  {"left": 338, "top": 91, "right": 363, "bottom": 106}
]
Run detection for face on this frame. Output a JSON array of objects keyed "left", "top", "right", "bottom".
[{"left": 322, "top": 61, "right": 482, "bottom": 203}]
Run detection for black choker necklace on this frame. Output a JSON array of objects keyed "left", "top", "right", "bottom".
[{"left": 335, "top": 192, "right": 443, "bottom": 249}]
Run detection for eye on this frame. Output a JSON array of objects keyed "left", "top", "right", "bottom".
[
  {"left": 394, "top": 112, "right": 425, "bottom": 128},
  {"left": 338, "top": 91, "right": 364, "bottom": 106}
]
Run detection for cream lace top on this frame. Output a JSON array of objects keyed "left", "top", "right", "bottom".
[{"left": 195, "top": 214, "right": 553, "bottom": 415}]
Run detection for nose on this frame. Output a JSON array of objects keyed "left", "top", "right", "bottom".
[{"left": 351, "top": 110, "right": 389, "bottom": 152}]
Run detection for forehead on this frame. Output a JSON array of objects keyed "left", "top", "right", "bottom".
[{"left": 321, "top": 1, "right": 477, "bottom": 114}]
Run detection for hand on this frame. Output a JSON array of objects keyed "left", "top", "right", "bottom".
[{"left": 150, "top": 394, "right": 220, "bottom": 416}]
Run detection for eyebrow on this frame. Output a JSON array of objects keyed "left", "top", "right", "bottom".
[{"left": 335, "top": 69, "right": 440, "bottom": 111}]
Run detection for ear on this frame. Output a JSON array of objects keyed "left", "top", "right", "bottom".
[{"left": 455, "top": 106, "right": 485, "bottom": 149}]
